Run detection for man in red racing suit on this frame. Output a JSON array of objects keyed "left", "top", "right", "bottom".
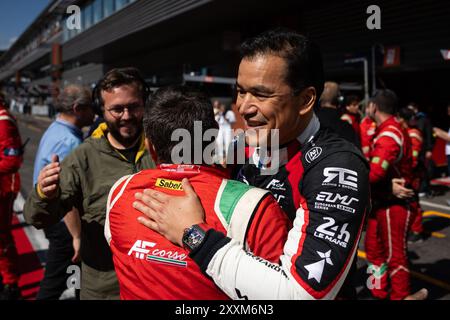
[
  {"left": 0, "top": 97, "right": 23, "bottom": 298},
  {"left": 364, "top": 90, "right": 414, "bottom": 300}
]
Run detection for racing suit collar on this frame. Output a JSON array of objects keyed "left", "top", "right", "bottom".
[
  {"left": 249, "top": 113, "right": 321, "bottom": 169},
  {"left": 376, "top": 115, "right": 397, "bottom": 133},
  {"left": 157, "top": 163, "right": 229, "bottom": 179},
  {"left": 297, "top": 112, "right": 321, "bottom": 146}
]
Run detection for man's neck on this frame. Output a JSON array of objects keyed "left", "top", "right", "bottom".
[
  {"left": 376, "top": 112, "right": 392, "bottom": 126},
  {"left": 107, "top": 132, "right": 140, "bottom": 150},
  {"left": 320, "top": 103, "right": 337, "bottom": 109},
  {"left": 58, "top": 113, "right": 80, "bottom": 129}
]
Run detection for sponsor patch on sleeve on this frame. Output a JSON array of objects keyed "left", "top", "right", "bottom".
[
  {"left": 3, "top": 148, "right": 21, "bottom": 157},
  {"left": 155, "top": 178, "right": 183, "bottom": 191}
]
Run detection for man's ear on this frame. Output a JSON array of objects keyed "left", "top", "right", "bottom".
[{"left": 298, "top": 87, "right": 317, "bottom": 116}]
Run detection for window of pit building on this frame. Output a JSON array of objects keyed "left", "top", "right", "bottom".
[
  {"left": 103, "top": 0, "right": 115, "bottom": 18},
  {"left": 83, "top": 3, "right": 94, "bottom": 30},
  {"left": 93, "top": 0, "right": 104, "bottom": 24},
  {"left": 115, "top": 0, "right": 129, "bottom": 11}
]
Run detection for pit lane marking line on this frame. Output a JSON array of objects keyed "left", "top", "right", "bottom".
[
  {"left": 422, "top": 211, "right": 450, "bottom": 220},
  {"left": 420, "top": 201, "right": 450, "bottom": 213},
  {"left": 25, "top": 123, "right": 43, "bottom": 133},
  {"left": 357, "top": 250, "right": 450, "bottom": 292}
]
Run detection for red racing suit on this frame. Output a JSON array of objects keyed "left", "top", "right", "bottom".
[
  {"left": 407, "top": 127, "right": 424, "bottom": 234},
  {"left": 105, "top": 164, "right": 289, "bottom": 300},
  {"left": 360, "top": 116, "right": 377, "bottom": 161},
  {"left": 0, "top": 104, "right": 23, "bottom": 285},
  {"left": 365, "top": 116, "right": 414, "bottom": 300},
  {"left": 341, "top": 112, "right": 361, "bottom": 138}
]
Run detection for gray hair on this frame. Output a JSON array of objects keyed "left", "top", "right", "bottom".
[{"left": 56, "top": 85, "right": 92, "bottom": 113}]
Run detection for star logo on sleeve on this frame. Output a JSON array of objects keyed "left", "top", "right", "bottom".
[{"left": 304, "top": 250, "right": 334, "bottom": 283}]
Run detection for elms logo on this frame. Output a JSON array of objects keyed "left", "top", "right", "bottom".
[{"left": 128, "top": 240, "right": 156, "bottom": 259}]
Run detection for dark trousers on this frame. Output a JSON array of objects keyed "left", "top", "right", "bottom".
[{"left": 36, "top": 221, "right": 79, "bottom": 300}]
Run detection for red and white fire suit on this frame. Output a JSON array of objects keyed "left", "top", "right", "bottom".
[
  {"left": 0, "top": 104, "right": 22, "bottom": 286},
  {"left": 365, "top": 116, "right": 414, "bottom": 300},
  {"left": 341, "top": 112, "right": 361, "bottom": 138},
  {"left": 105, "top": 164, "right": 289, "bottom": 300},
  {"left": 408, "top": 127, "right": 424, "bottom": 234},
  {"left": 360, "top": 116, "right": 377, "bottom": 161}
]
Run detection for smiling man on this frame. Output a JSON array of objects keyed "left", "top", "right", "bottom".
[{"left": 134, "top": 29, "right": 370, "bottom": 300}]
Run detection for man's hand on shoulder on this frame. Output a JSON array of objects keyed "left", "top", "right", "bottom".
[{"left": 135, "top": 178, "right": 205, "bottom": 246}]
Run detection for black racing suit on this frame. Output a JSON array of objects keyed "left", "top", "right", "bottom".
[{"left": 190, "top": 114, "right": 370, "bottom": 299}]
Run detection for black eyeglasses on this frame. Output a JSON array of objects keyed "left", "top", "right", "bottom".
[{"left": 106, "top": 103, "right": 144, "bottom": 118}]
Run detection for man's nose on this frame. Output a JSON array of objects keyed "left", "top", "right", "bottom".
[
  {"left": 238, "top": 94, "right": 257, "bottom": 116},
  {"left": 121, "top": 108, "right": 132, "bottom": 120}
]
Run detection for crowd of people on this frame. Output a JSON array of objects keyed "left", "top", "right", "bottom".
[{"left": 0, "top": 28, "right": 448, "bottom": 301}]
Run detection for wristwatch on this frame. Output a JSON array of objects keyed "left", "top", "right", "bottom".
[{"left": 182, "top": 224, "right": 206, "bottom": 252}]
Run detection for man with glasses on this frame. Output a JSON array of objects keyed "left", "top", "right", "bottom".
[{"left": 24, "top": 68, "right": 155, "bottom": 300}]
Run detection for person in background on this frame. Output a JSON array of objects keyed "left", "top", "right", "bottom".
[
  {"left": 360, "top": 103, "right": 377, "bottom": 161},
  {"left": 0, "top": 92, "right": 23, "bottom": 300},
  {"left": 341, "top": 95, "right": 361, "bottom": 138},
  {"left": 407, "top": 103, "right": 434, "bottom": 197},
  {"left": 214, "top": 100, "right": 236, "bottom": 164},
  {"left": 398, "top": 107, "right": 425, "bottom": 243},
  {"left": 24, "top": 68, "right": 155, "bottom": 300},
  {"left": 32, "top": 85, "right": 94, "bottom": 300},
  {"left": 432, "top": 103, "right": 450, "bottom": 206},
  {"left": 365, "top": 90, "right": 414, "bottom": 300},
  {"left": 317, "top": 81, "right": 360, "bottom": 148}
]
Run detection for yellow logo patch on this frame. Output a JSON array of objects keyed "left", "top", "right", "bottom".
[{"left": 155, "top": 178, "right": 183, "bottom": 191}]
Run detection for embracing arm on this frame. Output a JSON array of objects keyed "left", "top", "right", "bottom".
[{"left": 136, "top": 153, "right": 369, "bottom": 300}]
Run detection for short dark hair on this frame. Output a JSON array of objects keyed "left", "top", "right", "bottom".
[
  {"left": 399, "top": 107, "right": 415, "bottom": 122},
  {"left": 143, "top": 86, "right": 218, "bottom": 164},
  {"left": 240, "top": 28, "right": 324, "bottom": 98},
  {"left": 370, "top": 89, "right": 398, "bottom": 115},
  {"left": 94, "top": 67, "right": 148, "bottom": 109},
  {"left": 346, "top": 95, "right": 361, "bottom": 106}
]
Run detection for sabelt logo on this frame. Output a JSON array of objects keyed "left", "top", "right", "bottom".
[
  {"left": 155, "top": 178, "right": 183, "bottom": 191},
  {"left": 322, "top": 167, "right": 358, "bottom": 190}
]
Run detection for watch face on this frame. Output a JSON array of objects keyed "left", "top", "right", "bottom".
[{"left": 184, "top": 226, "right": 205, "bottom": 250}]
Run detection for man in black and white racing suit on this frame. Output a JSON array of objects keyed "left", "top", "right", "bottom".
[{"left": 133, "top": 28, "right": 370, "bottom": 300}]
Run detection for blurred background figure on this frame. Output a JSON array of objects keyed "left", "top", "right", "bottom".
[
  {"left": 0, "top": 92, "right": 24, "bottom": 300},
  {"left": 432, "top": 103, "right": 450, "bottom": 205},
  {"left": 407, "top": 103, "right": 434, "bottom": 197},
  {"left": 317, "top": 81, "right": 360, "bottom": 148},
  {"left": 398, "top": 107, "right": 425, "bottom": 243},
  {"left": 341, "top": 94, "right": 362, "bottom": 138},
  {"left": 214, "top": 100, "right": 236, "bottom": 164},
  {"left": 32, "top": 85, "right": 94, "bottom": 300},
  {"left": 360, "top": 102, "right": 377, "bottom": 161}
]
